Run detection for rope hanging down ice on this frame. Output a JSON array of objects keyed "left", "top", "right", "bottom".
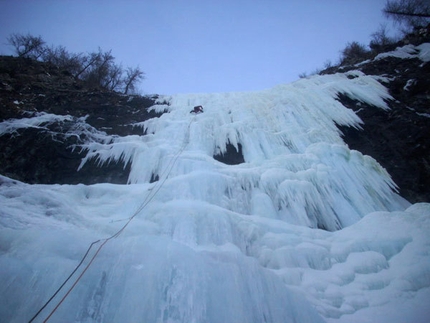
[{"left": 28, "top": 115, "right": 195, "bottom": 323}]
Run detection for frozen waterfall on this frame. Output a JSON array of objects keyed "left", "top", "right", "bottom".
[{"left": 0, "top": 70, "right": 429, "bottom": 323}]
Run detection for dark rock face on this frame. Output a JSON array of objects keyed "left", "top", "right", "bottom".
[
  {"left": 334, "top": 53, "right": 430, "bottom": 203},
  {"left": 0, "top": 56, "right": 165, "bottom": 185},
  {"left": 214, "top": 142, "right": 245, "bottom": 165},
  {"left": 0, "top": 124, "right": 131, "bottom": 185}
]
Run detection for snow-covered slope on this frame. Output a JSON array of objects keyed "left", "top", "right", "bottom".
[{"left": 1, "top": 69, "right": 429, "bottom": 323}]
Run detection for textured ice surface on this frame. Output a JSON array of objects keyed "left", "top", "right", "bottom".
[{"left": 0, "top": 69, "right": 429, "bottom": 323}]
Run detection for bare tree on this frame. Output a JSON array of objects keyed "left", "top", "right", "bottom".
[
  {"left": 42, "top": 45, "right": 84, "bottom": 75},
  {"left": 74, "top": 51, "right": 102, "bottom": 79},
  {"left": 5, "top": 33, "right": 146, "bottom": 93},
  {"left": 340, "top": 41, "right": 370, "bottom": 65},
  {"left": 123, "top": 66, "right": 145, "bottom": 94},
  {"left": 369, "top": 24, "right": 398, "bottom": 51},
  {"left": 7, "top": 33, "right": 46, "bottom": 59},
  {"left": 105, "top": 63, "right": 123, "bottom": 91},
  {"left": 83, "top": 49, "right": 115, "bottom": 88},
  {"left": 384, "top": 0, "right": 430, "bottom": 28}
]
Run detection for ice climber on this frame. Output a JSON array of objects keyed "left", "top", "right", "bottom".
[{"left": 190, "top": 105, "right": 204, "bottom": 114}]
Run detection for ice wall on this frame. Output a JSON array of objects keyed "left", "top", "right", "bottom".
[
  {"left": 80, "top": 71, "right": 407, "bottom": 230},
  {"left": 0, "top": 177, "right": 428, "bottom": 323}
]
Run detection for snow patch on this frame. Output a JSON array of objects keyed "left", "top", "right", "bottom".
[{"left": 375, "top": 42, "right": 430, "bottom": 62}]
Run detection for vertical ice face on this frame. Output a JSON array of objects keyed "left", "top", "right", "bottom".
[{"left": 79, "top": 71, "right": 407, "bottom": 230}]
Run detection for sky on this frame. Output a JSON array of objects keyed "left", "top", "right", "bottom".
[{"left": 0, "top": 0, "right": 396, "bottom": 95}]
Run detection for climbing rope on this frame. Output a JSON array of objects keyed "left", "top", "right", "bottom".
[{"left": 28, "top": 115, "right": 195, "bottom": 323}]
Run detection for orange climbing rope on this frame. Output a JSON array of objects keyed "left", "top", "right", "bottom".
[{"left": 28, "top": 116, "right": 195, "bottom": 323}]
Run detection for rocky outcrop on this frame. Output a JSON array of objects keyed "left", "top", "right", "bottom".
[
  {"left": 0, "top": 56, "right": 164, "bottom": 184},
  {"left": 330, "top": 47, "right": 430, "bottom": 203}
]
